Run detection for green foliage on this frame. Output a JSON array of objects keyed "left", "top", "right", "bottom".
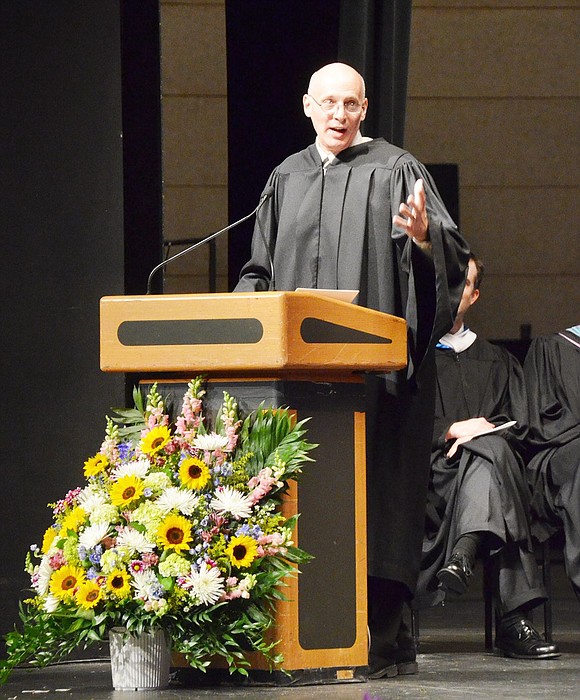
[
  {"left": 240, "top": 405, "right": 317, "bottom": 480},
  {"left": 108, "top": 385, "right": 147, "bottom": 443}
]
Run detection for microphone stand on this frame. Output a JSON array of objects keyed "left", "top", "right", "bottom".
[{"left": 146, "top": 191, "right": 272, "bottom": 294}]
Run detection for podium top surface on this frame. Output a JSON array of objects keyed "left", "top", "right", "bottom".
[{"left": 100, "top": 291, "right": 407, "bottom": 376}]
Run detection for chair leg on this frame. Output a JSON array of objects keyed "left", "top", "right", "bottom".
[
  {"left": 410, "top": 606, "right": 420, "bottom": 650},
  {"left": 542, "top": 538, "right": 553, "bottom": 642},
  {"left": 483, "top": 559, "right": 494, "bottom": 650}
]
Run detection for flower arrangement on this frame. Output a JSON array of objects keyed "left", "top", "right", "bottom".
[{"left": 0, "top": 377, "right": 315, "bottom": 683}]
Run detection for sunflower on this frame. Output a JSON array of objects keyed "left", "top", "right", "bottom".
[
  {"left": 110, "top": 475, "right": 145, "bottom": 508},
  {"left": 157, "top": 514, "right": 193, "bottom": 553},
  {"left": 59, "top": 506, "right": 87, "bottom": 536},
  {"left": 41, "top": 526, "right": 58, "bottom": 554},
  {"left": 106, "top": 568, "right": 132, "bottom": 598},
  {"left": 83, "top": 452, "right": 109, "bottom": 478},
  {"left": 140, "top": 425, "right": 172, "bottom": 455},
  {"left": 75, "top": 580, "right": 102, "bottom": 609},
  {"left": 179, "top": 456, "right": 211, "bottom": 490},
  {"left": 49, "top": 564, "right": 86, "bottom": 600},
  {"left": 225, "top": 535, "right": 258, "bottom": 569}
]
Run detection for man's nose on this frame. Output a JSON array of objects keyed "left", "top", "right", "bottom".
[{"left": 332, "top": 103, "right": 347, "bottom": 118}]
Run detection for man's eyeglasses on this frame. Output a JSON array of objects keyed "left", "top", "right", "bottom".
[{"left": 307, "top": 94, "right": 363, "bottom": 114}]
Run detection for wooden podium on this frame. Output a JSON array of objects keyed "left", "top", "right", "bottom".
[{"left": 100, "top": 291, "right": 406, "bottom": 685}]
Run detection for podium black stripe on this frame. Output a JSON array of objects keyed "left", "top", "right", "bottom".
[
  {"left": 117, "top": 318, "right": 263, "bottom": 346},
  {"left": 300, "top": 317, "right": 393, "bottom": 344}
]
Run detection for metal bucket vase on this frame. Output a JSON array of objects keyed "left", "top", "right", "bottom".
[{"left": 109, "top": 628, "right": 171, "bottom": 691}]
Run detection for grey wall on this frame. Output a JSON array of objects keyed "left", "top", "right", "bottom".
[{"left": 406, "top": 0, "right": 579, "bottom": 340}]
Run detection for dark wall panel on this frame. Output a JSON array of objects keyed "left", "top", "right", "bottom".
[{"left": 0, "top": 1, "right": 132, "bottom": 642}]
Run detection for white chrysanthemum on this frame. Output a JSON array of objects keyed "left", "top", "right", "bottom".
[
  {"left": 113, "top": 457, "right": 150, "bottom": 480},
  {"left": 43, "top": 594, "right": 60, "bottom": 613},
  {"left": 156, "top": 487, "right": 199, "bottom": 515},
  {"left": 210, "top": 486, "right": 253, "bottom": 519},
  {"left": 193, "top": 432, "right": 229, "bottom": 451},
  {"left": 77, "top": 486, "right": 107, "bottom": 514},
  {"left": 116, "top": 528, "right": 155, "bottom": 556},
  {"left": 131, "top": 569, "right": 159, "bottom": 600},
  {"left": 78, "top": 522, "right": 110, "bottom": 550},
  {"left": 33, "top": 556, "right": 53, "bottom": 596},
  {"left": 181, "top": 563, "right": 225, "bottom": 605}
]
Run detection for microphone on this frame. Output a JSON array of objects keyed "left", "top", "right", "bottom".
[{"left": 146, "top": 186, "right": 275, "bottom": 294}]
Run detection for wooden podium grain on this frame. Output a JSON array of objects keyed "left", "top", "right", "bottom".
[{"left": 100, "top": 291, "right": 407, "bottom": 684}]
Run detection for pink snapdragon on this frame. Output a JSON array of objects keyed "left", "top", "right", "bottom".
[
  {"left": 175, "top": 395, "right": 204, "bottom": 441},
  {"left": 220, "top": 575, "right": 254, "bottom": 601},
  {"left": 143, "top": 410, "right": 169, "bottom": 433},
  {"left": 212, "top": 448, "right": 226, "bottom": 466},
  {"left": 99, "top": 437, "right": 119, "bottom": 464},
  {"left": 247, "top": 467, "right": 280, "bottom": 504},
  {"left": 256, "top": 532, "right": 287, "bottom": 557},
  {"left": 224, "top": 424, "right": 240, "bottom": 452}
]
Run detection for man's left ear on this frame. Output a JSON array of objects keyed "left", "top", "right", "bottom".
[{"left": 360, "top": 98, "right": 369, "bottom": 121}]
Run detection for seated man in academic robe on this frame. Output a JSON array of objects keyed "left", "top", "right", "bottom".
[
  {"left": 523, "top": 325, "right": 580, "bottom": 600},
  {"left": 415, "top": 255, "right": 560, "bottom": 659}
]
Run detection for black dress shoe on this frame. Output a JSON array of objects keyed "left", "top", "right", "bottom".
[
  {"left": 495, "top": 617, "right": 561, "bottom": 659},
  {"left": 367, "top": 653, "right": 398, "bottom": 679},
  {"left": 436, "top": 551, "right": 473, "bottom": 595},
  {"left": 367, "top": 620, "right": 419, "bottom": 679},
  {"left": 368, "top": 650, "right": 418, "bottom": 680}
]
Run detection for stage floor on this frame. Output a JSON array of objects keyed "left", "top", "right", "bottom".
[{"left": 2, "top": 564, "right": 578, "bottom": 700}]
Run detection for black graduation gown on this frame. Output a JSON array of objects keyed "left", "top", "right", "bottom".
[
  {"left": 523, "top": 331, "right": 580, "bottom": 590},
  {"left": 416, "top": 337, "right": 544, "bottom": 611},
  {"left": 235, "top": 138, "right": 470, "bottom": 593}
]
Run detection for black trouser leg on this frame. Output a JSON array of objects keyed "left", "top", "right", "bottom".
[{"left": 368, "top": 576, "right": 409, "bottom": 657}]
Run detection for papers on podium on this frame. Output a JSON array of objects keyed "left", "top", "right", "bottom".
[{"left": 295, "top": 288, "right": 359, "bottom": 303}]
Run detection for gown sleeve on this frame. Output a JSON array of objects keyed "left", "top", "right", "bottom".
[
  {"left": 390, "top": 158, "right": 470, "bottom": 374},
  {"left": 524, "top": 334, "right": 580, "bottom": 453}
]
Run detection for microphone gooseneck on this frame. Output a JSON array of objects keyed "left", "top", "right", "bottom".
[
  {"left": 255, "top": 186, "right": 276, "bottom": 290},
  {"left": 146, "top": 187, "right": 274, "bottom": 294}
]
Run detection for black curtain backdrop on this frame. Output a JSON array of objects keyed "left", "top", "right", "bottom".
[
  {"left": 226, "top": 0, "right": 413, "bottom": 289},
  {"left": 0, "top": 0, "right": 161, "bottom": 648},
  {"left": 120, "top": 1, "right": 163, "bottom": 296},
  {"left": 338, "top": 0, "right": 412, "bottom": 147}
]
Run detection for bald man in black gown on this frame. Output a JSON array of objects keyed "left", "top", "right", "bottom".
[{"left": 235, "top": 62, "right": 470, "bottom": 677}]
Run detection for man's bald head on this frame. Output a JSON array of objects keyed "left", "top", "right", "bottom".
[
  {"left": 307, "top": 63, "right": 366, "bottom": 99},
  {"left": 303, "top": 62, "right": 368, "bottom": 154}
]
